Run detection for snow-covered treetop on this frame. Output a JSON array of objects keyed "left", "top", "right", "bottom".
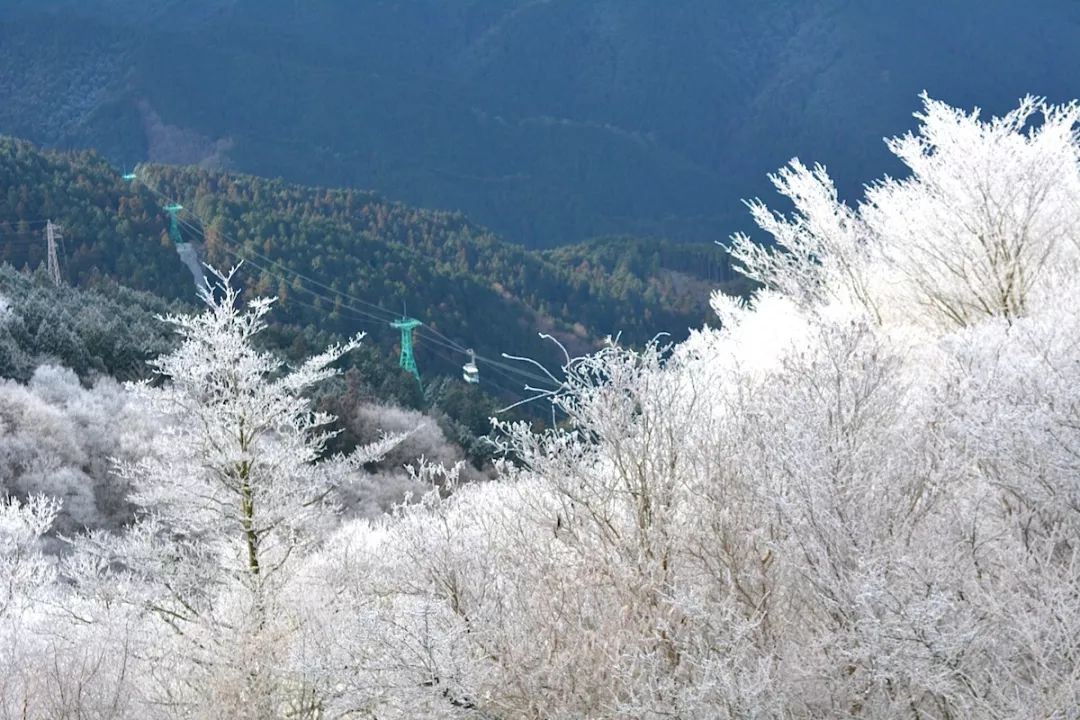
[{"left": 730, "top": 94, "right": 1080, "bottom": 331}]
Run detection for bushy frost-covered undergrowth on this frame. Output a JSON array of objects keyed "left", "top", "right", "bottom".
[{"left": 3, "top": 96, "right": 1080, "bottom": 718}]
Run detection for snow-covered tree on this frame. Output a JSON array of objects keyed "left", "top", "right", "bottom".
[
  {"left": 730, "top": 94, "right": 1080, "bottom": 330},
  {"left": 0, "top": 366, "right": 158, "bottom": 532},
  {"left": 68, "top": 266, "right": 402, "bottom": 717},
  {"left": 0, "top": 494, "right": 56, "bottom": 618}
]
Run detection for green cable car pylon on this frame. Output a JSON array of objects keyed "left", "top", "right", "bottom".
[
  {"left": 164, "top": 202, "right": 205, "bottom": 289},
  {"left": 391, "top": 316, "right": 423, "bottom": 387},
  {"left": 164, "top": 203, "right": 185, "bottom": 245}
]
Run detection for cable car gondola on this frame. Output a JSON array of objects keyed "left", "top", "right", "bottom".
[{"left": 462, "top": 349, "right": 480, "bottom": 384}]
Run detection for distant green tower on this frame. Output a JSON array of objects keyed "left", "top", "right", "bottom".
[
  {"left": 391, "top": 316, "right": 423, "bottom": 386},
  {"left": 163, "top": 202, "right": 205, "bottom": 289},
  {"left": 164, "top": 203, "right": 185, "bottom": 245}
]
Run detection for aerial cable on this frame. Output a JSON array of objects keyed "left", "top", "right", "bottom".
[
  {"left": 174, "top": 217, "right": 391, "bottom": 328},
  {"left": 468, "top": 350, "right": 558, "bottom": 387},
  {"left": 419, "top": 342, "right": 539, "bottom": 408},
  {"left": 480, "top": 354, "right": 558, "bottom": 387},
  {"left": 261, "top": 290, "right": 386, "bottom": 332},
  {"left": 234, "top": 238, "right": 400, "bottom": 321},
  {"left": 418, "top": 323, "right": 469, "bottom": 353},
  {"left": 414, "top": 326, "right": 554, "bottom": 389},
  {"left": 176, "top": 209, "right": 558, "bottom": 387},
  {"left": 413, "top": 329, "right": 468, "bottom": 355},
  {"left": 413, "top": 327, "right": 552, "bottom": 383},
  {"left": 140, "top": 174, "right": 567, "bottom": 389},
  {"left": 143, "top": 181, "right": 489, "bottom": 347},
  {"left": 159, "top": 183, "right": 547, "bottom": 382},
  {"left": 465, "top": 354, "right": 551, "bottom": 394},
  {"left": 0, "top": 219, "right": 52, "bottom": 228},
  {"left": 177, "top": 222, "right": 421, "bottom": 334},
  {"left": 412, "top": 340, "right": 537, "bottom": 406},
  {"left": 414, "top": 328, "right": 557, "bottom": 388},
  {"left": 143, "top": 182, "right": 401, "bottom": 322},
  {"left": 0, "top": 238, "right": 48, "bottom": 248}
]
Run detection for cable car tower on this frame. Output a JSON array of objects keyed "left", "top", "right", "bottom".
[
  {"left": 164, "top": 202, "right": 205, "bottom": 289},
  {"left": 391, "top": 316, "right": 423, "bottom": 387},
  {"left": 164, "top": 203, "right": 185, "bottom": 244}
]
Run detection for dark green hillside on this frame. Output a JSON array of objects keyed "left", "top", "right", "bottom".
[
  {"left": 543, "top": 237, "right": 751, "bottom": 324},
  {"left": 0, "top": 138, "right": 731, "bottom": 384},
  {"left": 0, "top": 137, "right": 196, "bottom": 299},
  {"left": 136, "top": 163, "right": 738, "bottom": 367},
  {"left": 2, "top": 1, "right": 1077, "bottom": 248}
]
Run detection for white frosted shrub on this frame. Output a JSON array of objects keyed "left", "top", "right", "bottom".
[{"left": 0, "top": 365, "right": 159, "bottom": 530}]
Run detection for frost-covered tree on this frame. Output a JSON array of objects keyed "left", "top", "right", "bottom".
[
  {"left": 331, "top": 402, "right": 487, "bottom": 518},
  {"left": 0, "top": 365, "right": 158, "bottom": 532},
  {"left": 0, "top": 265, "right": 175, "bottom": 383},
  {"left": 730, "top": 94, "right": 1080, "bottom": 329},
  {"left": 67, "top": 266, "right": 402, "bottom": 718},
  {"left": 0, "top": 495, "right": 56, "bottom": 618}
]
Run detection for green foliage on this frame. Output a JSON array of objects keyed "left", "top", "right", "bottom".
[
  {"left": 428, "top": 378, "right": 502, "bottom": 467},
  {"left": 0, "top": 136, "right": 195, "bottom": 299},
  {"left": 0, "top": 137, "right": 736, "bottom": 431},
  {"left": 138, "top": 163, "right": 728, "bottom": 368},
  {"left": 543, "top": 236, "right": 754, "bottom": 324}
]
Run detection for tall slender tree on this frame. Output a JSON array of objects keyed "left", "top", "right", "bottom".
[{"left": 79, "top": 265, "right": 402, "bottom": 717}]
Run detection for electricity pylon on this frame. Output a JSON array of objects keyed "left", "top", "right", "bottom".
[
  {"left": 45, "top": 220, "right": 62, "bottom": 286},
  {"left": 391, "top": 316, "right": 423, "bottom": 386}
]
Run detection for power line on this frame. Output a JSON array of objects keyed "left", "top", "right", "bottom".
[
  {"left": 142, "top": 176, "right": 563, "bottom": 390},
  {"left": 176, "top": 218, "right": 389, "bottom": 329},
  {"left": 142, "top": 182, "right": 401, "bottom": 322},
  {"left": 0, "top": 238, "right": 47, "bottom": 248},
  {"left": 173, "top": 212, "right": 408, "bottom": 330},
  {"left": 172, "top": 218, "right": 549, "bottom": 390},
  {"left": 0, "top": 219, "right": 51, "bottom": 228},
  {"left": 177, "top": 218, "right": 394, "bottom": 329},
  {"left": 174, "top": 213, "right": 559, "bottom": 389},
  {"left": 416, "top": 328, "right": 556, "bottom": 388}
]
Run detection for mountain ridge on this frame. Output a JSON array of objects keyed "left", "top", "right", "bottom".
[
  {"left": 4, "top": 1, "right": 1076, "bottom": 247},
  {"left": 0, "top": 135, "right": 739, "bottom": 381}
]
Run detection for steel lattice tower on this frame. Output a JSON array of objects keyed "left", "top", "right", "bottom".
[
  {"left": 164, "top": 204, "right": 185, "bottom": 245},
  {"left": 45, "top": 220, "right": 62, "bottom": 286},
  {"left": 391, "top": 317, "right": 423, "bottom": 386},
  {"left": 163, "top": 203, "right": 206, "bottom": 289}
]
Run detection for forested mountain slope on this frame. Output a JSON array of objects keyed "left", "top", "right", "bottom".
[
  {"left": 1, "top": 0, "right": 1076, "bottom": 246},
  {"left": 2, "top": 94, "right": 1078, "bottom": 720},
  {"left": 0, "top": 137, "right": 736, "bottom": 378}
]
